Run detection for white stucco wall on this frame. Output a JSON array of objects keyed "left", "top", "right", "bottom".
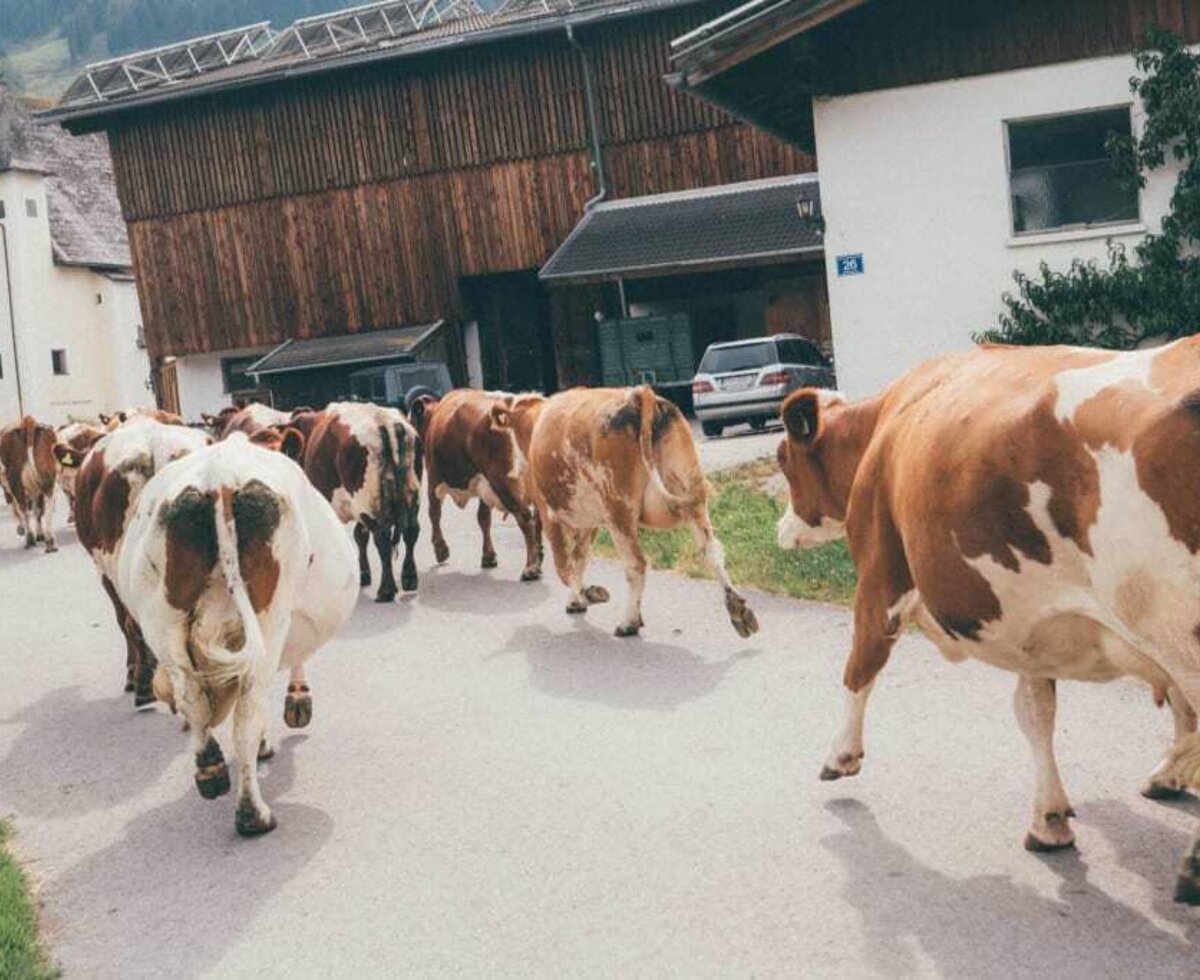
[
  {"left": 173, "top": 347, "right": 271, "bottom": 421},
  {"left": 814, "top": 53, "right": 1180, "bottom": 399},
  {"left": 0, "top": 169, "right": 154, "bottom": 426}
]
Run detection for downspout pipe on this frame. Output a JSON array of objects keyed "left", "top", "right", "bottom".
[
  {"left": 0, "top": 222, "right": 24, "bottom": 417},
  {"left": 566, "top": 23, "right": 607, "bottom": 211}
]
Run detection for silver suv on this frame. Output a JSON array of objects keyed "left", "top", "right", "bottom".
[{"left": 691, "top": 335, "right": 835, "bottom": 438}]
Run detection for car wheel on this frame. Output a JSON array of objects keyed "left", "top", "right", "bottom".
[
  {"left": 701, "top": 421, "right": 723, "bottom": 438},
  {"left": 749, "top": 418, "right": 768, "bottom": 431}
]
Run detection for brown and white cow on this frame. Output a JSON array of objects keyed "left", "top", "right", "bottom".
[
  {"left": 495, "top": 386, "right": 758, "bottom": 638},
  {"left": 207, "top": 403, "right": 291, "bottom": 440},
  {"left": 1, "top": 417, "right": 60, "bottom": 552},
  {"left": 301, "top": 402, "right": 422, "bottom": 602},
  {"left": 410, "top": 389, "right": 543, "bottom": 580},
  {"left": 58, "top": 417, "right": 210, "bottom": 704},
  {"left": 100, "top": 407, "right": 187, "bottom": 431},
  {"left": 117, "top": 434, "right": 358, "bottom": 835},
  {"left": 55, "top": 422, "right": 106, "bottom": 515},
  {"left": 775, "top": 339, "right": 1200, "bottom": 904}
]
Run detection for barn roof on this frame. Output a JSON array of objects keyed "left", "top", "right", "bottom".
[
  {"left": 46, "top": 0, "right": 710, "bottom": 130},
  {"left": 0, "top": 86, "right": 131, "bottom": 270},
  {"left": 539, "top": 173, "right": 822, "bottom": 283},
  {"left": 247, "top": 321, "right": 446, "bottom": 377}
]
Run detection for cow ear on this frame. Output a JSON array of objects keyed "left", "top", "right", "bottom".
[
  {"left": 54, "top": 444, "right": 82, "bottom": 468},
  {"left": 201, "top": 413, "right": 217, "bottom": 427},
  {"left": 491, "top": 403, "right": 511, "bottom": 429},
  {"left": 782, "top": 390, "right": 821, "bottom": 443},
  {"left": 279, "top": 427, "right": 305, "bottom": 462},
  {"left": 98, "top": 413, "right": 112, "bottom": 425}
]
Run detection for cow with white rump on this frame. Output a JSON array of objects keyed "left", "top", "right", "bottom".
[{"left": 119, "top": 433, "right": 357, "bottom": 835}]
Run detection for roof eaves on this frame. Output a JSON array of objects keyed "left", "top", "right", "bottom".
[{"left": 540, "top": 242, "right": 824, "bottom": 282}]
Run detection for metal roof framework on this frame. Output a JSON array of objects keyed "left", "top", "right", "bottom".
[{"left": 61, "top": 24, "right": 279, "bottom": 107}]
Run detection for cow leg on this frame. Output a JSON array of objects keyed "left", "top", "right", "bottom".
[
  {"left": 609, "top": 523, "right": 647, "bottom": 637},
  {"left": 547, "top": 520, "right": 607, "bottom": 614},
  {"left": 100, "top": 577, "right": 145, "bottom": 697},
  {"left": 354, "top": 522, "right": 372, "bottom": 588},
  {"left": 820, "top": 682, "right": 875, "bottom": 780},
  {"left": 1144, "top": 685, "right": 1198, "bottom": 800},
  {"left": 689, "top": 513, "right": 758, "bottom": 638},
  {"left": 478, "top": 501, "right": 498, "bottom": 569},
  {"left": 232, "top": 685, "right": 276, "bottom": 836},
  {"left": 495, "top": 482, "right": 541, "bottom": 581},
  {"left": 284, "top": 664, "right": 313, "bottom": 729},
  {"left": 400, "top": 512, "right": 420, "bottom": 593},
  {"left": 171, "top": 666, "right": 230, "bottom": 801},
  {"left": 373, "top": 524, "right": 399, "bottom": 602},
  {"left": 40, "top": 492, "right": 57, "bottom": 553},
  {"left": 429, "top": 484, "right": 450, "bottom": 564},
  {"left": 1014, "top": 676, "right": 1076, "bottom": 852}
]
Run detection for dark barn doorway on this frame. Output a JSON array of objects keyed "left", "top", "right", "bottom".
[{"left": 461, "top": 271, "right": 558, "bottom": 394}]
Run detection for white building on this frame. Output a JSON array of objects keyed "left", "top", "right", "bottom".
[
  {"left": 670, "top": 0, "right": 1193, "bottom": 398},
  {"left": 0, "top": 85, "right": 153, "bottom": 426}
]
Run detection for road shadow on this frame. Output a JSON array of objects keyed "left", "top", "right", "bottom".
[
  {"left": 48, "top": 734, "right": 332, "bottom": 977},
  {"left": 821, "top": 798, "right": 1197, "bottom": 977},
  {"left": 418, "top": 569, "right": 549, "bottom": 615},
  {"left": 497, "top": 620, "right": 759, "bottom": 711},
  {"left": 0, "top": 687, "right": 178, "bottom": 817},
  {"left": 337, "top": 591, "right": 417, "bottom": 639}
]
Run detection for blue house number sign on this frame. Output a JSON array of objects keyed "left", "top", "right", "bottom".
[{"left": 836, "top": 254, "right": 865, "bottom": 277}]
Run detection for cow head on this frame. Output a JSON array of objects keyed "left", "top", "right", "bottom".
[
  {"left": 54, "top": 430, "right": 104, "bottom": 470},
  {"left": 249, "top": 425, "right": 306, "bottom": 461},
  {"left": 201, "top": 405, "right": 241, "bottom": 437},
  {"left": 490, "top": 394, "right": 547, "bottom": 460},
  {"left": 99, "top": 411, "right": 129, "bottom": 431},
  {"left": 407, "top": 393, "right": 439, "bottom": 442},
  {"left": 776, "top": 389, "right": 857, "bottom": 550}
]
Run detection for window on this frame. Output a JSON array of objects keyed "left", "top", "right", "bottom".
[
  {"left": 0, "top": 201, "right": 5, "bottom": 219},
  {"left": 221, "top": 356, "right": 260, "bottom": 394},
  {"left": 778, "top": 338, "right": 827, "bottom": 367},
  {"left": 1007, "top": 107, "right": 1139, "bottom": 234},
  {"left": 698, "top": 341, "right": 775, "bottom": 374},
  {"left": 51, "top": 349, "right": 68, "bottom": 376},
  {"left": 25, "top": 199, "right": 37, "bottom": 218}
]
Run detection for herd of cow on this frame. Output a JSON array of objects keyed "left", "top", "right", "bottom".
[{"left": 7, "top": 338, "right": 1200, "bottom": 906}]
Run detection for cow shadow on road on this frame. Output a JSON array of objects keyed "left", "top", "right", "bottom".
[
  {"left": 821, "top": 797, "right": 1198, "bottom": 975},
  {"left": 418, "top": 569, "right": 550, "bottom": 616},
  {"left": 0, "top": 686, "right": 178, "bottom": 817},
  {"left": 337, "top": 591, "right": 417, "bottom": 638},
  {"left": 497, "top": 621, "right": 760, "bottom": 711},
  {"left": 48, "top": 734, "right": 331, "bottom": 977}
]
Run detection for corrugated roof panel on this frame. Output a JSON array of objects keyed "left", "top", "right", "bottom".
[{"left": 247, "top": 322, "right": 444, "bottom": 376}]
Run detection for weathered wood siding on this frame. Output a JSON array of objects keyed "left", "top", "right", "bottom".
[
  {"left": 102, "top": 7, "right": 813, "bottom": 359},
  {"left": 812, "top": 0, "right": 1200, "bottom": 95}
]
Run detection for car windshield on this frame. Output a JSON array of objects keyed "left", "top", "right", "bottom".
[{"left": 699, "top": 342, "right": 775, "bottom": 374}]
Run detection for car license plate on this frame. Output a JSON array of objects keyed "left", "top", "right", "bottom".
[{"left": 720, "top": 376, "right": 754, "bottom": 392}]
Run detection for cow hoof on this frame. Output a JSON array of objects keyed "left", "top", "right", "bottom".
[
  {"left": 566, "top": 600, "right": 588, "bottom": 615},
  {"left": 45, "top": 542, "right": 57, "bottom": 554},
  {"left": 195, "top": 763, "right": 231, "bottom": 800},
  {"left": 401, "top": 572, "right": 419, "bottom": 593},
  {"left": 360, "top": 571, "right": 372, "bottom": 587},
  {"left": 725, "top": 590, "right": 759, "bottom": 638},
  {"left": 374, "top": 589, "right": 397, "bottom": 604},
  {"left": 481, "top": 554, "right": 498, "bottom": 569},
  {"left": 434, "top": 541, "right": 450, "bottom": 563},
  {"left": 1174, "top": 858, "right": 1200, "bottom": 904},
  {"left": 583, "top": 585, "right": 610, "bottom": 605},
  {"left": 1024, "top": 813, "right": 1075, "bottom": 852},
  {"left": 820, "top": 751, "right": 863, "bottom": 781},
  {"left": 284, "top": 688, "right": 312, "bottom": 729},
  {"left": 133, "top": 691, "right": 157, "bottom": 710},
  {"left": 257, "top": 738, "right": 275, "bottom": 762},
  {"left": 124, "top": 679, "right": 136, "bottom": 693},
  {"left": 1142, "top": 779, "right": 1188, "bottom": 801},
  {"left": 520, "top": 567, "right": 542, "bottom": 582},
  {"left": 615, "top": 623, "right": 641, "bottom": 638},
  {"left": 235, "top": 800, "right": 277, "bottom": 837},
  {"left": 1024, "top": 832, "right": 1076, "bottom": 853},
  {"left": 23, "top": 535, "right": 35, "bottom": 549}
]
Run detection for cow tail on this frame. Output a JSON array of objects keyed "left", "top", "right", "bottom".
[
  {"left": 634, "top": 387, "right": 703, "bottom": 513},
  {"left": 203, "top": 489, "right": 266, "bottom": 689},
  {"left": 378, "top": 424, "right": 404, "bottom": 553},
  {"left": 22, "top": 416, "right": 37, "bottom": 472}
]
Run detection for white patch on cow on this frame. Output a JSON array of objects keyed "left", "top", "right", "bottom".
[
  {"left": 777, "top": 505, "right": 844, "bottom": 550},
  {"left": 1053, "top": 342, "right": 1171, "bottom": 422}
]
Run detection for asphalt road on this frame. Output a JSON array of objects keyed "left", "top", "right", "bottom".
[{"left": 3, "top": 474, "right": 1200, "bottom": 976}]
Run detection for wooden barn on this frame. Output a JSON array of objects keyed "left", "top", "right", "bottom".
[{"left": 44, "top": 0, "right": 825, "bottom": 417}]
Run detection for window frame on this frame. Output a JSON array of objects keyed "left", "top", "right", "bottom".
[
  {"left": 1003, "top": 103, "right": 1140, "bottom": 238},
  {"left": 51, "top": 349, "right": 69, "bottom": 376}
]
